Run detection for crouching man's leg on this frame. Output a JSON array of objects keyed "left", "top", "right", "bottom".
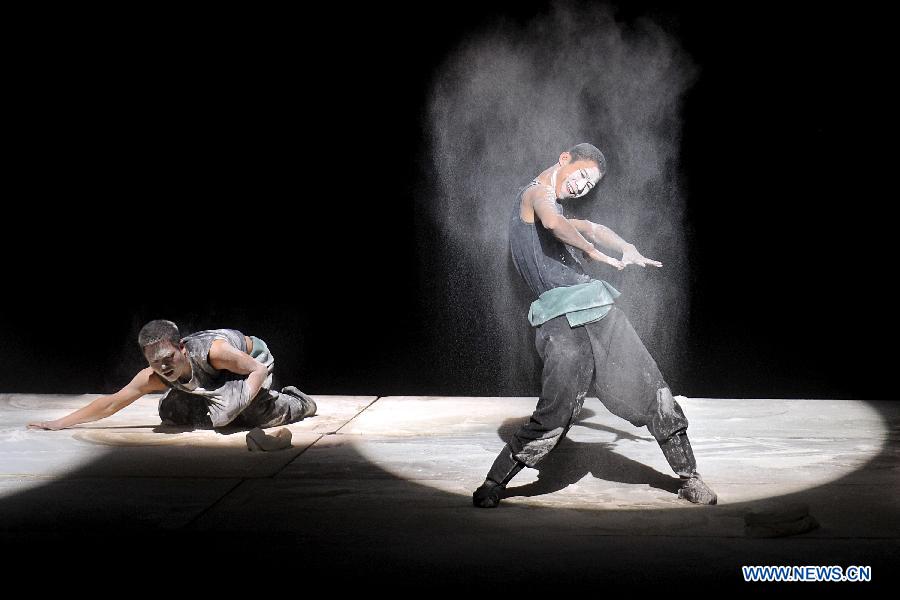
[
  {"left": 158, "top": 388, "right": 213, "bottom": 428},
  {"left": 234, "top": 386, "right": 317, "bottom": 429},
  {"left": 241, "top": 336, "right": 317, "bottom": 426},
  {"left": 474, "top": 318, "right": 594, "bottom": 508},
  {"left": 197, "top": 377, "right": 317, "bottom": 429}
]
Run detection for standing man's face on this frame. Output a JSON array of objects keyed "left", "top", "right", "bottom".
[
  {"left": 144, "top": 341, "right": 190, "bottom": 382},
  {"left": 556, "top": 159, "right": 601, "bottom": 200}
]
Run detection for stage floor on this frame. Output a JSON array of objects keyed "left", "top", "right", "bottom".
[{"left": 1, "top": 394, "right": 897, "bottom": 589}]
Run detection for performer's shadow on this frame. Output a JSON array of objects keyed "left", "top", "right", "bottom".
[{"left": 498, "top": 409, "right": 682, "bottom": 499}]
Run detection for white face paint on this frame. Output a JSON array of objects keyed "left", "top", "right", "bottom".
[
  {"left": 559, "top": 166, "right": 601, "bottom": 199},
  {"left": 145, "top": 341, "right": 190, "bottom": 382}
]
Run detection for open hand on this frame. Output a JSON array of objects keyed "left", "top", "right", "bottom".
[
  {"left": 27, "top": 420, "right": 63, "bottom": 431},
  {"left": 621, "top": 244, "right": 662, "bottom": 268}
]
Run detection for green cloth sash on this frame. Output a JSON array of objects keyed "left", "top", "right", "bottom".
[
  {"left": 528, "top": 280, "right": 621, "bottom": 328},
  {"left": 249, "top": 336, "right": 269, "bottom": 359}
]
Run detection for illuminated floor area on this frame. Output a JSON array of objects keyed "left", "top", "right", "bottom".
[{"left": 1, "top": 394, "right": 897, "bottom": 589}]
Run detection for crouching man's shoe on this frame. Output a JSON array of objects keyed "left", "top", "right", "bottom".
[{"left": 281, "top": 386, "right": 317, "bottom": 419}]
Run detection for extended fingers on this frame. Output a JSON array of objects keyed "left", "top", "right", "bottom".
[
  {"left": 636, "top": 256, "right": 663, "bottom": 267},
  {"left": 624, "top": 258, "right": 663, "bottom": 268}
]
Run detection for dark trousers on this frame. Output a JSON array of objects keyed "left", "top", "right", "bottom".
[
  {"left": 488, "top": 306, "right": 692, "bottom": 484},
  {"left": 158, "top": 385, "right": 309, "bottom": 429}
]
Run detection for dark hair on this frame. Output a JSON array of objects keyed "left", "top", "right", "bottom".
[
  {"left": 138, "top": 319, "right": 181, "bottom": 349},
  {"left": 567, "top": 143, "right": 607, "bottom": 179}
]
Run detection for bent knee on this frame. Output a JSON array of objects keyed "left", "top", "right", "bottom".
[{"left": 647, "top": 387, "right": 689, "bottom": 441}]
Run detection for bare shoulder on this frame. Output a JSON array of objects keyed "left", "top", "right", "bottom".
[
  {"left": 523, "top": 183, "right": 554, "bottom": 203},
  {"left": 526, "top": 184, "right": 562, "bottom": 224},
  {"left": 208, "top": 337, "right": 247, "bottom": 371},
  {"left": 522, "top": 184, "right": 556, "bottom": 222},
  {"left": 527, "top": 184, "right": 558, "bottom": 207},
  {"left": 132, "top": 367, "right": 167, "bottom": 393},
  {"left": 208, "top": 338, "right": 239, "bottom": 359}
]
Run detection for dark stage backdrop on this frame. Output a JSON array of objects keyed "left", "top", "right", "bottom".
[{"left": 2, "top": 2, "right": 894, "bottom": 399}]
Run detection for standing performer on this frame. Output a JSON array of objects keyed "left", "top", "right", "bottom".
[{"left": 473, "top": 143, "right": 717, "bottom": 507}]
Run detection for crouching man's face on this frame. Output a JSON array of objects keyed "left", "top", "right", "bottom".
[{"left": 144, "top": 341, "right": 191, "bottom": 383}]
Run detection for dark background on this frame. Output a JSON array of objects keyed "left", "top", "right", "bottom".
[{"left": 2, "top": 1, "right": 894, "bottom": 399}]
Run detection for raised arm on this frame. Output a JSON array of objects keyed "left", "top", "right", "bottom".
[
  {"left": 527, "top": 186, "right": 625, "bottom": 270},
  {"left": 571, "top": 219, "right": 663, "bottom": 268},
  {"left": 27, "top": 367, "right": 166, "bottom": 430},
  {"left": 207, "top": 339, "right": 270, "bottom": 402}
]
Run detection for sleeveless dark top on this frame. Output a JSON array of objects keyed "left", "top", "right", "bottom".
[
  {"left": 509, "top": 180, "right": 591, "bottom": 298},
  {"left": 167, "top": 328, "right": 247, "bottom": 394}
]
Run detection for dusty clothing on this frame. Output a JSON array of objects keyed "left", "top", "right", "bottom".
[
  {"left": 528, "top": 279, "right": 620, "bottom": 328},
  {"left": 158, "top": 329, "right": 311, "bottom": 428},
  {"left": 509, "top": 309, "right": 686, "bottom": 468},
  {"left": 486, "top": 186, "right": 695, "bottom": 485},
  {"left": 170, "top": 329, "right": 254, "bottom": 392}
]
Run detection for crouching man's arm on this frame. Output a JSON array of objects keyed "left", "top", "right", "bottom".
[
  {"left": 208, "top": 339, "right": 269, "bottom": 402},
  {"left": 27, "top": 368, "right": 166, "bottom": 430}
]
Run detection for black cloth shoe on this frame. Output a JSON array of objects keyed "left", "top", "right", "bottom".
[
  {"left": 281, "top": 386, "right": 317, "bottom": 418},
  {"left": 473, "top": 480, "right": 503, "bottom": 508}
]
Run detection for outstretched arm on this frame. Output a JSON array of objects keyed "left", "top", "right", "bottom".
[
  {"left": 207, "top": 340, "right": 270, "bottom": 402},
  {"left": 571, "top": 219, "right": 663, "bottom": 268},
  {"left": 27, "top": 368, "right": 166, "bottom": 430},
  {"left": 527, "top": 187, "right": 625, "bottom": 270}
]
